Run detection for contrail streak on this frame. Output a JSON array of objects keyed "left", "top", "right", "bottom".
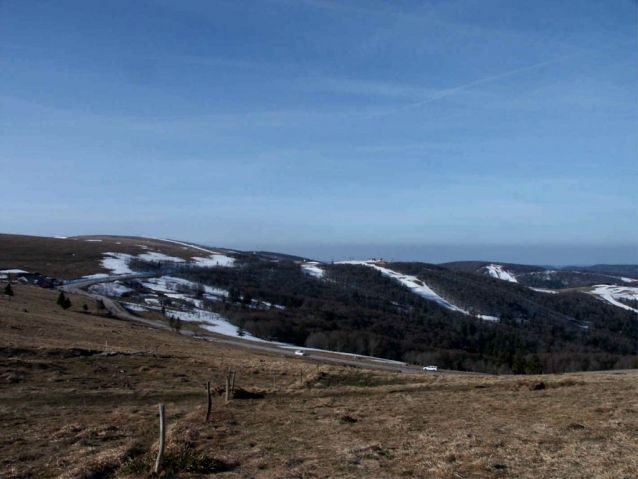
[{"left": 369, "top": 54, "right": 576, "bottom": 117}]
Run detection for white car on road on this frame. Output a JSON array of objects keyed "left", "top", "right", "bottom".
[
  {"left": 423, "top": 365, "right": 438, "bottom": 371},
  {"left": 294, "top": 350, "right": 307, "bottom": 356}
]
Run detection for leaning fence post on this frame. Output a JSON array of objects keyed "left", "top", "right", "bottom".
[
  {"left": 225, "top": 375, "right": 230, "bottom": 402},
  {"left": 205, "top": 382, "right": 212, "bottom": 422},
  {"left": 153, "top": 404, "right": 166, "bottom": 474}
]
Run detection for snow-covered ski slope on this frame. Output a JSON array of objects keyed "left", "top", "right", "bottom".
[
  {"left": 338, "top": 261, "right": 498, "bottom": 321},
  {"left": 589, "top": 285, "right": 638, "bottom": 313},
  {"left": 485, "top": 264, "right": 518, "bottom": 283},
  {"left": 301, "top": 262, "right": 325, "bottom": 278}
]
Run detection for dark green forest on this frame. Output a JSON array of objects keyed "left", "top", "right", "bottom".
[{"left": 131, "top": 256, "right": 637, "bottom": 374}]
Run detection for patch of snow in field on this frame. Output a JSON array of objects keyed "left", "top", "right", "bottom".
[
  {"left": 337, "top": 261, "right": 499, "bottom": 321},
  {"left": 88, "top": 281, "right": 133, "bottom": 297},
  {"left": 165, "top": 292, "right": 189, "bottom": 301},
  {"left": 621, "top": 277, "right": 637, "bottom": 283},
  {"left": 301, "top": 262, "right": 325, "bottom": 278},
  {"left": 138, "top": 276, "right": 227, "bottom": 297},
  {"left": 0, "top": 269, "right": 29, "bottom": 274},
  {"left": 180, "top": 297, "right": 204, "bottom": 308},
  {"left": 137, "top": 244, "right": 149, "bottom": 250},
  {"left": 589, "top": 285, "right": 638, "bottom": 313},
  {"left": 101, "top": 253, "right": 134, "bottom": 275},
  {"left": 166, "top": 308, "right": 266, "bottom": 342},
  {"left": 145, "top": 298, "right": 161, "bottom": 306},
  {"left": 53, "top": 236, "right": 67, "bottom": 239},
  {"left": 138, "top": 252, "right": 186, "bottom": 263},
  {"left": 205, "top": 287, "right": 229, "bottom": 297},
  {"left": 85, "top": 239, "right": 102, "bottom": 242},
  {"left": 121, "top": 302, "right": 149, "bottom": 312},
  {"left": 530, "top": 288, "right": 558, "bottom": 294},
  {"left": 144, "top": 237, "right": 236, "bottom": 267},
  {"left": 486, "top": 265, "right": 518, "bottom": 283},
  {"left": 192, "top": 254, "right": 235, "bottom": 267}
]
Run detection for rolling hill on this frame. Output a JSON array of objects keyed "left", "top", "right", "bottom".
[{"left": 1, "top": 234, "right": 636, "bottom": 375}]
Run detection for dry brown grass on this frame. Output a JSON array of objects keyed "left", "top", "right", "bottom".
[{"left": 1, "top": 285, "right": 636, "bottom": 478}]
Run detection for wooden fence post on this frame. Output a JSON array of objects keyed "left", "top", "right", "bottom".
[
  {"left": 205, "top": 382, "right": 212, "bottom": 423},
  {"left": 225, "top": 375, "right": 230, "bottom": 402},
  {"left": 231, "top": 371, "right": 236, "bottom": 393},
  {"left": 153, "top": 404, "right": 166, "bottom": 474}
]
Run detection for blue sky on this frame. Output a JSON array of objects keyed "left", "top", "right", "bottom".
[{"left": 1, "top": 0, "right": 636, "bottom": 264}]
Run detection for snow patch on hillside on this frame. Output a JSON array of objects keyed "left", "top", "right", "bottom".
[
  {"left": 88, "top": 281, "right": 133, "bottom": 297},
  {"left": 338, "top": 261, "right": 498, "bottom": 321},
  {"left": 589, "top": 285, "right": 638, "bottom": 313},
  {"left": 121, "top": 302, "right": 149, "bottom": 312},
  {"left": 138, "top": 252, "right": 186, "bottom": 263},
  {"left": 166, "top": 308, "right": 266, "bottom": 342},
  {"left": 193, "top": 254, "right": 235, "bottom": 267},
  {"left": 301, "top": 262, "right": 325, "bottom": 278},
  {"left": 486, "top": 265, "right": 518, "bottom": 283},
  {"left": 531, "top": 288, "right": 558, "bottom": 294},
  {"left": 145, "top": 238, "right": 236, "bottom": 267},
  {"left": 101, "top": 253, "right": 134, "bottom": 275},
  {"left": 138, "top": 276, "right": 227, "bottom": 299},
  {"left": 95, "top": 248, "right": 235, "bottom": 279}
]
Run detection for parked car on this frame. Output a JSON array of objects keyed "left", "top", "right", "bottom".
[
  {"left": 423, "top": 365, "right": 438, "bottom": 371},
  {"left": 294, "top": 350, "right": 307, "bottom": 356}
]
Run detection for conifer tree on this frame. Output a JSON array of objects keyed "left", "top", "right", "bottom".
[
  {"left": 526, "top": 354, "right": 543, "bottom": 375},
  {"left": 57, "top": 292, "right": 71, "bottom": 310},
  {"left": 512, "top": 350, "right": 528, "bottom": 374}
]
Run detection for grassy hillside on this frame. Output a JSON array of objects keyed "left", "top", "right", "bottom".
[
  {"left": 0, "top": 234, "right": 235, "bottom": 280},
  {"left": 1, "top": 285, "right": 637, "bottom": 478}
]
